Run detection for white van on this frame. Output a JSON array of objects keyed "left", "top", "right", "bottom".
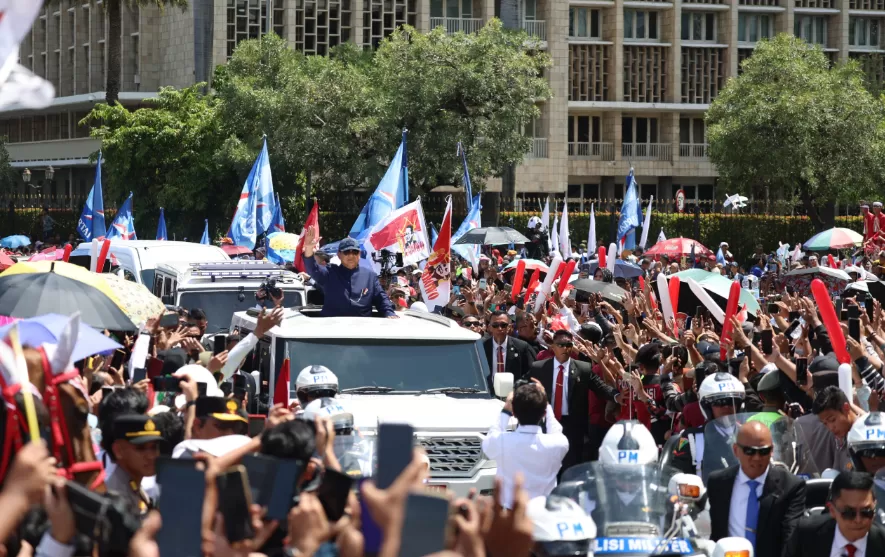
[{"left": 69, "top": 240, "right": 230, "bottom": 286}]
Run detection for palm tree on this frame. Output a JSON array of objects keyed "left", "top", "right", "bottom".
[{"left": 105, "top": 0, "right": 188, "bottom": 105}]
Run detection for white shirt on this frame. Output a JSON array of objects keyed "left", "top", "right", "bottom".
[
  {"left": 492, "top": 337, "right": 509, "bottom": 377},
  {"left": 830, "top": 528, "right": 867, "bottom": 557},
  {"left": 481, "top": 404, "right": 569, "bottom": 509},
  {"left": 221, "top": 332, "right": 259, "bottom": 380},
  {"left": 728, "top": 466, "right": 769, "bottom": 539},
  {"left": 550, "top": 358, "right": 571, "bottom": 416}
]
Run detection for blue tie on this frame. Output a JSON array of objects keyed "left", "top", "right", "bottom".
[{"left": 745, "top": 480, "right": 760, "bottom": 547}]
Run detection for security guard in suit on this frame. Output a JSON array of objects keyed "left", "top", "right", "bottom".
[{"left": 106, "top": 414, "right": 163, "bottom": 516}]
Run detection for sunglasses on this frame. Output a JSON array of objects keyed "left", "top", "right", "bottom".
[
  {"left": 556, "top": 342, "right": 574, "bottom": 348},
  {"left": 833, "top": 505, "right": 876, "bottom": 520},
  {"left": 490, "top": 323, "right": 509, "bottom": 329},
  {"left": 340, "top": 249, "right": 360, "bottom": 255},
  {"left": 737, "top": 444, "right": 773, "bottom": 457},
  {"left": 463, "top": 321, "right": 480, "bottom": 327}
]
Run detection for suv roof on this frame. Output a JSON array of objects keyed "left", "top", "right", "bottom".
[
  {"left": 231, "top": 308, "right": 480, "bottom": 341},
  {"left": 158, "top": 260, "right": 306, "bottom": 291}
]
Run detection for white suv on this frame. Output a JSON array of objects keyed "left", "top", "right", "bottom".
[{"left": 229, "top": 308, "right": 502, "bottom": 497}]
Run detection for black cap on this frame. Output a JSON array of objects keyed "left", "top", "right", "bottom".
[
  {"left": 810, "top": 354, "right": 840, "bottom": 374},
  {"left": 159, "top": 348, "right": 188, "bottom": 376},
  {"left": 113, "top": 414, "right": 164, "bottom": 445},
  {"left": 338, "top": 238, "right": 360, "bottom": 253},
  {"left": 195, "top": 396, "right": 247, "bottom": 423}
]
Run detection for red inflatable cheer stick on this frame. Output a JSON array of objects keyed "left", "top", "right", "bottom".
[
  {"left": 62, "top": 244, "right": 73, "bottom": 263},
  {"left": 598, "top": 246, "right": 607, "bottom": 270},
  {"left": 94, "top": 239, "right": 111, "bottom": 274},
  {"left": 556, "top": 260, "right": 577, "bottom": 298},
  {"left": 811, "top": 278, "right": 850, "bottom": 365},
  {"left": 828, "top": 254, "right": 836, "bottom": 269},
  {"left": 523, "top": 268, "right": 541, "bottom": 306},
  {"left": 668, "top": 276, "right": 681, "bottom": 335},
  {"left": 511, "top": 259, "right": 526, "bottom": 303},
  {"left": 719, "top": 280, "right": 741, "bottom": 361}
]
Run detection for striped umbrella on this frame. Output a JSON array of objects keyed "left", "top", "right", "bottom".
[
  {"left": 503, "top": 259, "right": 549, "bottom": 274},
  {"left": 804, "top": 227, "right": 863, "bottom": 251}
]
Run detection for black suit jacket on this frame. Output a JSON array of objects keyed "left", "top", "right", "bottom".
[
  {"left": 483, "top": 336, "right": 535, "bottom": 394},
  {"left": 527, "top": 358, "right": 617, "bottom": 435},
  {"left": 785, "top": 512, "right": 885, "bottom": 557},
  {"left": 708, "top": 465, "right": 806, "bottom": 557}
]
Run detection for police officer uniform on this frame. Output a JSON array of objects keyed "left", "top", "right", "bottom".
[
  {"left": 106, "top": 414, "right": 163, "bottom": 516},
  {"left": 172, "top": 397, "right": 251, "bottom": 458}
]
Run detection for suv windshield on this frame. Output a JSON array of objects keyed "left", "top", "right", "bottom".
[
  {"left": 286, "top": 338, "right": 490, "bottom": 395},
  {"left": 180, "top": 290, "right": 303, "bottom": 333}
]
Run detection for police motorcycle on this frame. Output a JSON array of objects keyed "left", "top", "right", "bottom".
[{"left": 301, "top": 397, "right": 373, "bottom": 478}]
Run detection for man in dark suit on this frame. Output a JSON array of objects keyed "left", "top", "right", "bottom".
[
  {"left": 528, "top": 329, "right": 620, "bottom": 470},
  {"left": 483, "top": 310, "right": 535, "bottom": 395},
  {"left": 785, "top": 470, "right": 885, "bottom": 557},
  {"left": 708, "top": 421, "right": 806, "bottom": 557}
]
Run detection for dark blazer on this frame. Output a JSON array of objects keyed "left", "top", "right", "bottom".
[
  {"left": 483, "top": 336, "right": 535, "bottom": 394},
  {"left": 785, "top": 512, "right": 885, "bottom": 557},
  {"left": 708, "top": 465, "right": 806, "bottom": 557}
]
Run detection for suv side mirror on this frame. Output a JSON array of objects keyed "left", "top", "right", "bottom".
[{"left": 494, "top": 373, "right": 514, "bottom": 399}]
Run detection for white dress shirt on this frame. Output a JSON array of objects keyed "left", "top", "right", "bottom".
[
  {"left": 830, "top": 528, "right": 867, "bottom": 557},
  {"left": 491, "top": 337, "right": 509, "bottom": 377},
  {"left": 550, "top": 358, "right": 571, "bottom": 416},
  {"left": 221, "top": 332, "right": 259, "bottom": 380},
  {"left": 482, "top": 404, "right": 569, "bottom": 509},
  {"left": 728, "top": 466, "right": 769, "bottom": 539}
]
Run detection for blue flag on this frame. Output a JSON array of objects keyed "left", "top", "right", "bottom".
[
  {"left": 453, "top": 194, "right": 482, "bottom": 268},
  {"left": 269, "top": 193, "right": 286, "bottom": 233},
  {"left": 458, "top": 142, "right": 473, "bottom": 211},
  {"left": 349, "top": 131, "right": 409, "bottom": 240},
  {"left": 200, "top": 220, "right": 210, "bottom": 245},
  {"left": 617, "top": 169, "right": 640, "bottom": 249},
  {"left": 156, "top": 208, "right": 167, "bottom": 241},
  {"left": 430, "top": 223, "right": 439, "bottom": 247},
  {"left": 229, "top": 138, "right": 276, "bottom": 249},
  {"left": 77, "top": 152, "right": 106, "bottom": 241},
  {"left": 107, "top": 193, "right": 137, "bottom": 240}
]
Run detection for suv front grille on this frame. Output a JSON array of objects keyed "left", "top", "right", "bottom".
[{"left": 418, "top": 436, "right": 484, "bottom": 478}]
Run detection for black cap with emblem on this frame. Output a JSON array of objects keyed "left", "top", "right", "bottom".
[
  {"left": 113, "top": 414, "right": 164, "bottom": 445},
  {"left": 195, "top": 396, "right": 248, "bottom": 423}
]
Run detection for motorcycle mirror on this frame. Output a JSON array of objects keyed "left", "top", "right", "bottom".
[
  {"left": 711, "top": 537, "right": 753, "bottom": 557},
  {"left": 668, "top": 473, "right": 706, "bottom": 502}
]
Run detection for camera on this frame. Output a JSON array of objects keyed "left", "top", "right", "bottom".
[{"left": 256, "top": 277, "right": 283, "bottom": 302}]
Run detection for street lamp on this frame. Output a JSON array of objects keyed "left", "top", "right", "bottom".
[
  {"left": 45, "top": 166, "right": 54, "bottom": 181},
  {"left": 22, "top": 168, "right": 31, "bottom": 183}
]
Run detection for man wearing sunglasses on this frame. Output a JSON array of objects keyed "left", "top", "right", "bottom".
[
  {"left": 785, "top": 471, "right": 885, "bottom": 557},
  {"left": 483, "top": 311, "right": 536, "bottom": 395},
  {"left": 708, "top": 421, "right": 806, "bottom": 557}
]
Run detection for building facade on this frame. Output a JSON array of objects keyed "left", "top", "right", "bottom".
[{"left": 2, "top": 0, "right": 884, "bottom": 206}]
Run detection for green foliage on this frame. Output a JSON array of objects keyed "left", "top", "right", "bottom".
[
  {"left": 706, "top": 34, "right": 885, "bottom": 229},
  {"left": 0, "top": 136, "right": 14, "bottom": 191}
]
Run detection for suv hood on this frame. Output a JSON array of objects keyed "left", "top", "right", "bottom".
[{"left": 338, "top": 394, "right": 503, "bottom": 433}]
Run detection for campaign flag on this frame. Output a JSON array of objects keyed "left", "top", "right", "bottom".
[
  {"left": 269, "top": 193, "right": 286, "bottom": 233},
  {"left": 77, "top": 152, "right": 106, "bottom": 242},
  {"left": 349, "top": 131, "right": 409, "bottom": 240},
  {"left": 559, "top": 199, "right": 571, "bottom": 258},
  {"left": 588, "top": 203, "right": 596, "bottom": 256},
  {"left": 293, "top": 202, "right": 320, "bottom": 273},
  {"left": 229, "top": 137, "right": 275, "bottom": 249},
  {"left": 658, "top": 228, "right": 667, "bottom": 243},
  {"left": 273, "top": 358, "right": 291, "bottom": 408},
  {"left": 200, "top": 220, "right": 210, "bottom": 245},
  {"left": 458, "top": 142, "right": 473, "bottom": 211},
  {"left": 156, "top": 208, "right": 167, "bottom": 241},
  {"left": 639, "top": 196, "right": 653, "bottom": 249},
  {"left": 541, "top": 197, "right": 551, "bottom": 250},
  {"left": 363, "top": 199, "right": 430, "bottom": 271},
  {"left": 618, "top": 169, "right": 640, "bottom": 249},
  {"left": 420, "top": 196, "right": 452, "bottom": 313},
  {"left": 107, "top": 193, "right": 137, "bottom": 240},
  {"left": 453, "top": 194, "right": 482, "bottom": 270},
  {"left": 430, "top": 223, "right": 439, "bottom": 247},
  {"left": 551, "top": 206, "right": 560, "bottom": 258}
]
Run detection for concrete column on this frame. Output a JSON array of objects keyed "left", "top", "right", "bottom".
[
  {"left": 353, "top": 0, "right": 364, "bottom": 46},
  {"left": 547, "top": 0, "right": 570, "bottom": 193},
  {"left": 838, "top": 0, "right": 850, "bottom": 62},
  {"left": 664, "top": 111, "right": 680, "bottom": 163},
  {"left": 417, "top": 0, "right": 430, "bottom": 32},
  {"left": 782, "top": 0, "right": 795, "bottom": 42},
  {"left": 667, "top": 3, "right": 682, "bottom": 104},
  {"left": 613, "top": 0, "right": 625, "bottom": 101},
  {"left": 611, "top": 110, "right": 623, "bottom": 161},
  {"left": 727, "top": 0, "right": 739, "bottom": 77}
]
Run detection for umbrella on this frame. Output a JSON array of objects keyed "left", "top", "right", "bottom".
[
  {"left": 1, "top": 235, "right": 31, "bottom": 249},
  {"left": 0, "top": 314, "right": 122, "bottom": 361},
  {"left": 453, "top": 227, "right": 530, "bottom": 246},
  {"left": 585, "top": 259, "right": 644, "bottom": 279},
  {"left": 102, "top": 273, "right": 166, "bottom": 326},
  {"left": 804, "top": 227, "right": 864, "bottom": 251},
  {"left": 266, "top": 232, "right": 300, "bottom": 264},
  {"left": 2, "top": 260, "right": 118, "bottom": 298},
  {"left": 779, "top": 266, "right": 851, "bottom": 297},
  {"left": 0, "top": 267, "right": 136, "bottom": 330},
  {"left": 570, "top": 278, "right": 628, "bottom": 304},
  {"left": 644, "top": 237, "right": 713, "bottom": 259},
  {"left": 0, "top": 252, "right": 15, "bottom": 271},
  {"left": 503, "top": 259, "right": 549, "bottom": 274},
  {"left": 666, "top": 269, "right": 761, "bottom": 315},
  {"left": 222, "top": 245, "right": 252, "bottom": 256},
  {"left": 28, "top": 249, "right": 64, "bottom": 262}
]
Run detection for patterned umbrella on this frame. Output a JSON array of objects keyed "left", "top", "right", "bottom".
[
  {"left": 266, "top": 232, "right": 301, "bottom": 264},
  {"left": 1, "top": 260, "right": 117, "bottom": 300},
  {"left": 644, "top": 237, "right": 713, "bottom": 259},
  {"left": 28, "top": 249, "right": 64, "bottom": 262},
  {"left": 804, "top": 227, "right": 863, "bottom": 251},
  {"left": 101, "top": 273, "right": 166, "bottom": 327},
  {"left": 503, "top": 259, "right": 549, "bottom": 274},
  {"left": 779, "top": 266, "right": 851, "bottom": 296},
  {"left": 0, "top": 235, "right": 30, "bottom": 249}
]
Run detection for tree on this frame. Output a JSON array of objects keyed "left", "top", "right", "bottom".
[
  {"left": 706, "top": 34, "right": 885, "bottom": 230},
  {"left": 0, "top": 136, "right": 15, "bottom": 191},
  {"left": 105, "top": 0, "right": 188, "bottom": 105}
]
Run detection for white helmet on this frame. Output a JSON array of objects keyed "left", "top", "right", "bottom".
[
  {"left": 294, "top": 365, "right": 339, "bottom": 404},
  {"left": 528, "top": 216, "right": 542, "bottom": 229},
  {"left": 847, "top": 411, "right": 885, "bottom": 473},
  {"left": 599, "top": 420, "right": 658, "bottom": 466},
  {"left": 698, "top": 372, "right": 746, "bottom": 419},
  {"left": 526, "top": 495, "right": 595, "bottom": 557}
]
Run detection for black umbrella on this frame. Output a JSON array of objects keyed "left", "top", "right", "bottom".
[
  {"left": 0, "top": 271, "right": 137, "bottom": 331},
  {"left": 570, "top": 278, "right": 628, "bottom": 304},
  {"left": 453, "top": 227, "right": 530, "bottom": 246}
]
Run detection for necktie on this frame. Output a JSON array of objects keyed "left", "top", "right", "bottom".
[
  {"left": 497, "top": 346, "right": 504, "bottom": 376},
  {"left": 554, "top": 364, "right": 565, "bottom": 420},
  {"left": 844, "top": 543, "right": 857, "bottom": 557},
  {"left": 744, "top": 479, "right": 760, "bottom": 547}
]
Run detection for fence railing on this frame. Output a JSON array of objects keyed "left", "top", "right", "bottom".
[
  {"left": 429, "top": 17, "right": 484, "bottom": 34},
  {"left": 527, "top": 137, "right": 548, "bottom": 158},
  {"left": 622, "top": 142, "right": 672, "bottom": 161},
  {"left": 568, "top": 142, "right": 615, "bottom": 161},
  {"left": 679, "top": 143, "right": 709, "bottom": 161},
  {"left": 522, "top": 19, "right": 547, "bottom": 40}
]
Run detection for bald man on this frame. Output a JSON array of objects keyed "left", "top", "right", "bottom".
[{"left": 707, "top": 421, "right": 806, "bottom": 557}]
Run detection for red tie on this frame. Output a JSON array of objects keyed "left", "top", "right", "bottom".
[
  {"left": 497, "top": 346, "right": 505, "bottom": 376},
  {"left": 554, "top": 364, "right": 565, "bottom": 420},
  {"left": 844, "top": 544, "right": 857, "bottom": 557}
]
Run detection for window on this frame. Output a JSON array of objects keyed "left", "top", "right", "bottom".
[
  {"left": 679, "top": 117, "right": 705, "bottom": 144},
  {"left": 850, "top": 17, "right": 880, "bottom": 48},
  {"left": 624, "top": 10, "right": 658, "bottom": 40},
  {"left": 523, "top": 0, "right": 537, "bottom": 21},
  {"left": 569, "top": 7, "right": 600, "bottom": 39},
  {"left": 622, "top": 116, "right": 659, "bottom": 143},
  {"left": 737, "top": 14, "right": 773, "bottom": 43},
  {"left": 568, "top": 115, "right": 601, "bottom": 144},
  {"left": 430, "top": 0, "right": 473, "bottom": 19},
  {"left": 682, "top": 12, "right": 716, "bottom": 42},
  {"left": 794, "top": 15, "right": 827, "bottom": 45}
]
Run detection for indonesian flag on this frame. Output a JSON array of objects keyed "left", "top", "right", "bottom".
[
  {"left": 273, "top": 358, "right": 291, "bottom": 408},
  {"left": 293, "top": 202, "right": 319, "bottom": 273},
  {"left": 364, "top": 199, "right": 430, "bottom": 271},
  {"left": 419, "top": 196, "right": 452, "bottom": 313}
]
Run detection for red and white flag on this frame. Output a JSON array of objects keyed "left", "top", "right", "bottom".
[
  {"left": 419, "top": 197, "right": 452, "bottom": 313},
  {"left": 293, "top": 202, "right": 319, "bottom": 273},
  {"left": 364, "top": 199, "right": 430, "bottom": 270}
]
